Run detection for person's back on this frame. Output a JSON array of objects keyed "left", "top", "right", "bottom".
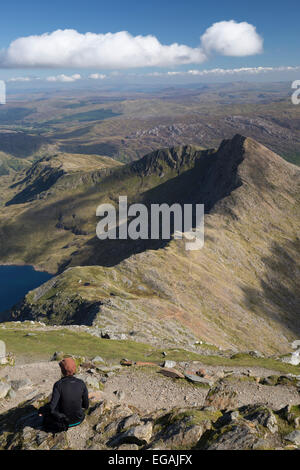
[
  {"left": 39, "top": 357, "right": 89, "bottom": 432},
  {"left": 51, "top": 374, "right": 89, "bottom": 425}
]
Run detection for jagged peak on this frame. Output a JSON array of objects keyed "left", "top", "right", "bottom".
[{"left": 129, "top": 144, "right": 209, "bottom": 176}]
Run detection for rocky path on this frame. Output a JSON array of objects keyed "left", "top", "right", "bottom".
[
  {"left": 1, "top": 360, "right": 299, "bottom": 415},
  {"left": 1, "top": 359, "right": 300, "bottom": 450}
]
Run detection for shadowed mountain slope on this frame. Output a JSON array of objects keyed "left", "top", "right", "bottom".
[{"left": 1, "top": 135, "right": 299, "bottom": 354}]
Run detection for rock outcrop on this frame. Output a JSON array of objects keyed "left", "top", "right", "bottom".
[{"left": 2, "top": 395, "right": 300, "bottom": 450}]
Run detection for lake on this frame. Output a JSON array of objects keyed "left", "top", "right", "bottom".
[{"left": 0, "top": 265, "right": 52, "bottom": 314}]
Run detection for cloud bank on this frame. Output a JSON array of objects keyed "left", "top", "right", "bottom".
[
  {"left": 46, "top": 73, "right": 81, "bottom": 82},
  {"left": 163, "top": 65, "right": 300, "bottom": 77},
  {"left": 0, "top": 20, "right": 263, "bottom": 69},
  {"left": 6, "top": 66, "right": 299, "bottom": 84}
]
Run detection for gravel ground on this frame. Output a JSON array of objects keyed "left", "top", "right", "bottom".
[{"left": 1, "top": 361, "right": 299, "bottom": 415}]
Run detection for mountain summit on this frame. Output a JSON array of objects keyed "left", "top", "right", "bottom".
[{"left": 1, "top": 135, "right": 299, "bottom": 353}]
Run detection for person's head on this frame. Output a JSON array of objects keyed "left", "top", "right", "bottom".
[{"left": 59, "top": 357, "right": 77, "bottom": 377}]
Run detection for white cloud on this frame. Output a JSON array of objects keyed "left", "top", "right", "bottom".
[
  {"left": 89, "top": 73, "right": 107, "bottom": 79},
  {"left": 0, "top": 29, "right": 206, "bottom": 68},
  {"left": 7, "top": 76, "right": 33, "bottom": 82},
  {"left": 187, "top": 65, "right": 300, "bottom": 75},
  {"left": 46, "top": 73, "right": 81, "bottom": 82},
  {"left": 0, "top": 21, "right": 263, "bottom": 69},
  {"left": 150, "top": 65, "right": 300, "bottom": 77},
  {"left": 200, "top": 20, "right": 263, "bottom": 56}
]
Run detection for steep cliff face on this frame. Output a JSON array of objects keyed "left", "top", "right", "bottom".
[{"left": 4, "top": 135, "right": 299, "bottom": 354}]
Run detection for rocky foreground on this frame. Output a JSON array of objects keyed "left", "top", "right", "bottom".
[{"left": 1, "top": 355, "right": 300, "bottom": 450}]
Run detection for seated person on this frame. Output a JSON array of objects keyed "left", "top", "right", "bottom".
[{"left": 39, "top": 357, "right": 89, "bottom": 432}]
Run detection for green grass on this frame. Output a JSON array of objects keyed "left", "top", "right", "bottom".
[
  {"left": 1, "top": 327, "right": 300, "bottom": 375},
  {"left": 188, "top": 353, "right": 300, "bottom": 375},
  {"left": 0, "top": 328, "right": 206, "bottom": 363}
]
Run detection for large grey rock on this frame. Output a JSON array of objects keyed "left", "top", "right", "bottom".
[
  {"left": 158, "top": 368, "right": 184, "bottom": 379},
  {"left": 92, "top": 356, "right": 105, "bottom": 364},
  {"left": 0, "top": 340, "right": 6, "bottom": 358},
  {"left": 162, "top": 424, "right": 206, "bottom": 448},
  {"left": 10, "top": 378, "right": 32, "bottom": 391},
  {"left": 241, "top": 405, "right": 278, "bottom": 434},
  {"left": 50, "top": 351, "right": 64, "bottom": 361},
  {"left": 101, "top": 331, "right": 127, "bottom": 340},
  {"left": 281, "top": 350, "right": 300, "bottom": 366},
  {"left": 120, "top": 414, "right": 141, "bottom": 431},
  {"left": 77, "top": 375, "right": 100, "bottom": 391},
  {"left": 184, "top": 373, "right": 214, "bottom": 387},
  {"left": 285, "top": 430, "right": 300, "bottom": 445},
  {"left": 163, "top": 360, "right": 176, "bottom": 368},
  {"left": 0, "top": 382, "right": 11, "bottom": 399},
  {"left": 122, "top": 422, "right": 153, "bottom": 445},
  {"left": 206, "top": 423, "right": 259, "bottom": 450}
]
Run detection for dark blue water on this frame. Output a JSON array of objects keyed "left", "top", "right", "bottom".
[{"left": 0, "top": 265, "right": 52, "bottom": 313}]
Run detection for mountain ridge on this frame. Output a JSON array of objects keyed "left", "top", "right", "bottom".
[{"left": 1, "top": 135, "right": 299, "bottom": 354}]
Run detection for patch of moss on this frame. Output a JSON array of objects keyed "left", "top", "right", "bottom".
[{"left": 155, "top": 408, "right": 222, "bottom": 430}]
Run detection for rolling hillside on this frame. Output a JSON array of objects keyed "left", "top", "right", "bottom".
[{"left": 1, "top": 135, "right": 299, "bottom": 354}]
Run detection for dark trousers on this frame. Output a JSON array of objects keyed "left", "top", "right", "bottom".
[{"left": 39, "top": 404, "right": 71, "bottom": 433}]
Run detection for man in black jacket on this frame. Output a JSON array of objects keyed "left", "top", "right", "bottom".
[{"left": 39, "top": 357, "right": 89, "bottom": 432}]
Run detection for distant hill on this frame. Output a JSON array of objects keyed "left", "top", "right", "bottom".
[{"left": 1, "top": 135, "right": 299, "bottom": 354}]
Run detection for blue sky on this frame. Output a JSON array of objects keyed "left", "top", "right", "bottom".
[{"left": 0, "top": 0, "right": 299, "bottom": 87}]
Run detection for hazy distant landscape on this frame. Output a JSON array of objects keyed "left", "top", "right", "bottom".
[{"left": 1, "top": 82, "right": 299, "bottom": 174}]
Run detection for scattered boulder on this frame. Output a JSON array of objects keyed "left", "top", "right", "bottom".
[
  {"left": 0, "top": 381, "right": 10, "bottom": 399},
  {"left": 242, "top": 405, "right": 278, "bottom": 434},
  {"left": 7, "top": 389, "right": 16, "bottom": 400},
  {"left": 281, "top": 350, "right": 300, "bottom": 366},
  {"left": 158, "top": 368, "right": 184, "bottom": 379},
  {"left": 285, "top": 430, "right": 300, "bottom": 445},
  {"left": 50, "top": 351, "right": 64, "bottom": 361},
  {"left": 10, "top": 378, "right": 32, "bottom": 392},
  {"left": 101, "top": 331, "right": 127, "bottom": 340},
  {"left": 120, "top": 359, "right": 133, "bottom": 366},
  {"left": 184, "top": 373, "right": 214, "bottom": 387},
  {"left": 0, "top": 340, "right": 6, "bottom": 362},
  {"left": 205, "top": 422, "right": 260, "bottom": 450},
  {"left": 204, "top": 383, "right": 238, "bottom": 409},
  {"left": 80, "top": 375, "right": 101, "bottom": 391},
  {"left": 163, "top": 360, "right": 176, "bottom": 368},
  {"left": 92, "top": 356, "right": 105, "bottom": 364},
  {"left": 260, "top": 375, "right": 298, "bottom": 387},
  {"left": 248, "top": 350, "right": 264, "bottom": 358},
  {"left": 120, "top": 414, "right": 141, "bottom": 431},
  {"left": 121, "top": 422, "right": 153, "bottom": 445}
]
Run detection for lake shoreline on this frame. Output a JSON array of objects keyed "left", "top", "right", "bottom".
[
  {"left": 0, "top": 265, "right": 53, "bottom": 314},
  {"left": 0, "top": 261, "right": 57, "bottom": 275}
]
